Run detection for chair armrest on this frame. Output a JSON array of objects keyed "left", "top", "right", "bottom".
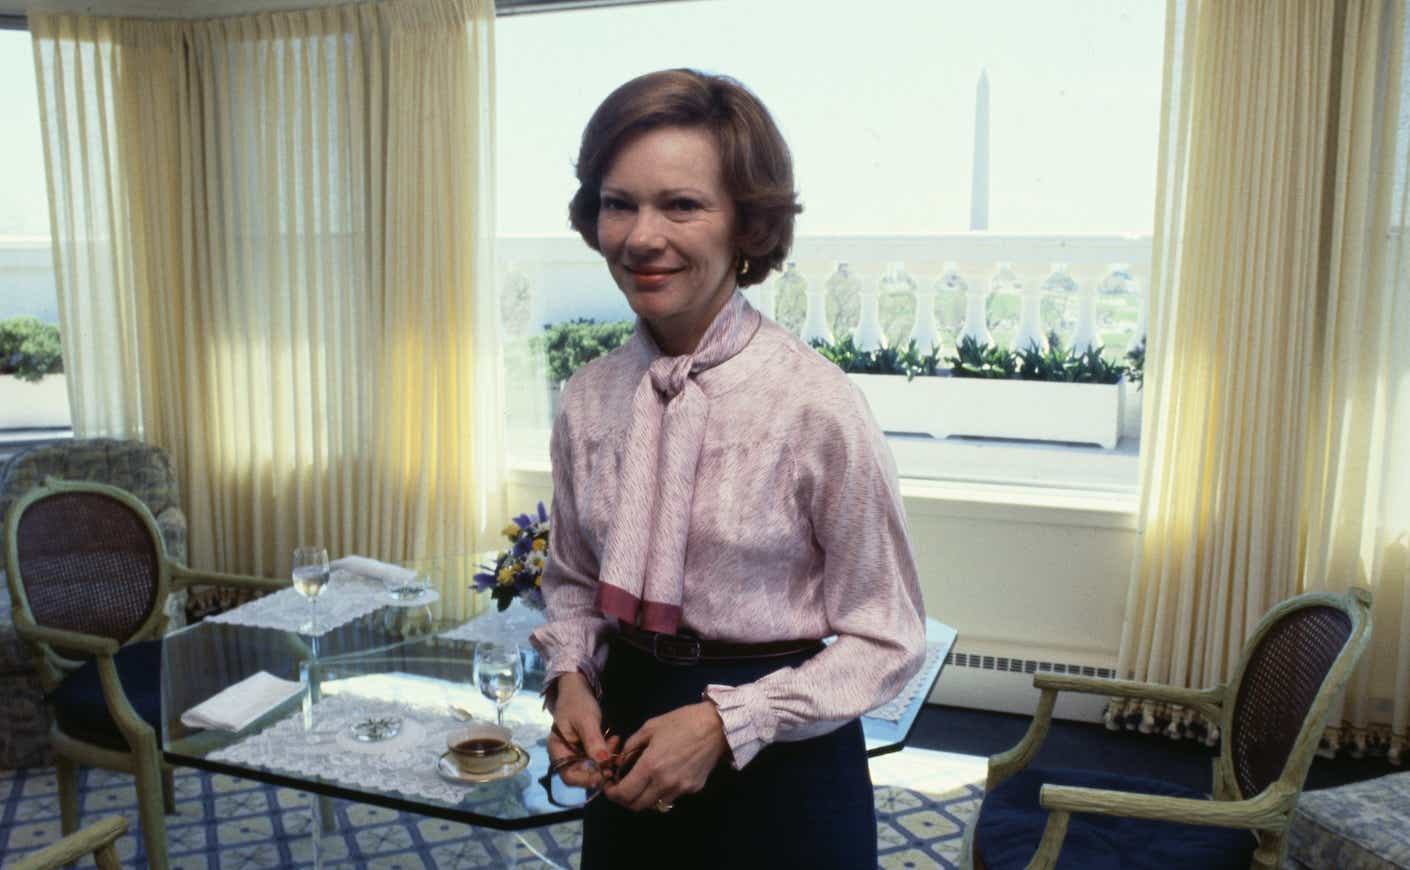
[
  {"left": 170, "top": 566, "right": 287, "bottom": 595},
  {"left": 987, "top": 675, "right": 1224, "bottom": 792},
  {"left": 11, "top": 612, "right": 120, "bottom": 657},
  {"left": 1040, "top": 781, "right": 1297, "bottom": 831},
  {"left": 987, "top": 687, "right": 1058, "bottom": 792},
  {"left": 1033, "top": 673, "right": 1224, "bottom": 720},
  {"left": 7, "top": 815, "right": 128, "bottom": 870}
]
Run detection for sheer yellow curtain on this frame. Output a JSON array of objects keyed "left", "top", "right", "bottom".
[
  {"left": 31, "top": 1, "right": 504, "bottom": 618},
  {"left": 1115, "top": 0, "right": 1410, "bottom": 762}
]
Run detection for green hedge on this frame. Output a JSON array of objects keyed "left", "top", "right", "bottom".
[
  {"left": 533, "top": 318, "right": 634, "bottom": 385},
  {"left": 0, "top": 317, "right": 64, "bottom": 382}
]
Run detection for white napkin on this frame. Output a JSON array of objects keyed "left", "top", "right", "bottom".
[
  {"left": 330, "top": 555, "right": 419, "bottom": 587},
  {"left": 180, "top": 671, "right": 303, "bottom": 732}
]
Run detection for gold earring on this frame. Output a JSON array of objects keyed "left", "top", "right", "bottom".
[{"left": 737, "top": 254, "right": 748, "bottom": 277}]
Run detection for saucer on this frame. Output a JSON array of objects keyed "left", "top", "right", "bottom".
[{"left": 435, "top": 744, "right": 529, "bottom": 784}]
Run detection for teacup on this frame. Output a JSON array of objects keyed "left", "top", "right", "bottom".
[{"left": 445, "top": 719, "right": 513, "bottom": 772}]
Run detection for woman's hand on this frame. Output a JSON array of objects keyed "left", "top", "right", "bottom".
[
  {"left": 548, "top": 672, "right": 618, "bottom": 788},
  {"left": 602, "top": 701, "right": 729, "bottom": 812}
]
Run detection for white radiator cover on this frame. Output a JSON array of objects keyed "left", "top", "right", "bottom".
[{"left": 929, "top": 648, "right": 1118, "bottom": 723}]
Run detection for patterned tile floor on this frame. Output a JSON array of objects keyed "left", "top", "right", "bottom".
[{"left": 0, "top": 749, "right": 986, "bottom": 869}]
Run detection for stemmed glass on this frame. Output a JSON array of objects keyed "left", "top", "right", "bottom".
[
  {"left": 474, "top": 642, "right": 524, "bottom": 728},
  {"left": 291, "top": 546, "right": 330, "bottom": 635}
]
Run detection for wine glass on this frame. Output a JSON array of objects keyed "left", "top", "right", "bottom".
[
  {"left": 474, "top": 642, "right": 524, "bottom": 728},
  {"left": 291, "top": 546, "right": 330, "bottom": 635}
]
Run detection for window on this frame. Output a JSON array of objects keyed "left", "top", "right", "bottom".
[
  {"left": 495, "top": 0, "right": 1164, "bottom": 494},
  {"left": 0, "top": 25, "right": 70, "bottom": 443}
]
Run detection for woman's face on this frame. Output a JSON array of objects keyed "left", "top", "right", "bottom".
[{"left": 597, "top": 125, "right": 738, "bottom": 353}]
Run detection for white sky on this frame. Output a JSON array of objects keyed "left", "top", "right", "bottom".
[
  {"left": 496, "top": 0, "right": 1165, "bottom": 236},
  {"left": 0, "top": 0, "right": 1165, "bottom": 238},
  {"left": 0, "top": 29, "right": 47, "bottom": 236}
]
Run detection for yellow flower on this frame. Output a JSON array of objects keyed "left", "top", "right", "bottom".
[
  {"left": 534, "top": 575, "right": 541, "bottom": 587},
  {"left": 497, "top": 565, "right": 515, "bottom": 585},
  {"left": 532, "top": 539, "right": 547, "bottom": 552},
  {"left": 501, "top": 523, "right": 522, "bottom": 541}
]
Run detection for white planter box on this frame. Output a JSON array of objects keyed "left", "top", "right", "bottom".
[
  {"left": 850, "top": 373, "right": 1124, "bottom": 449},
  {"left": 1120, "top": 380, "right": 1143, "bottom": 442},
  {"left": 0, "top": 374, "right": 72, "bottom": 429}
]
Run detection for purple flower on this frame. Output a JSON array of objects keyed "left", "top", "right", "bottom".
[{"left": 472, "top": 503, "right": 553, "bottom": 610}]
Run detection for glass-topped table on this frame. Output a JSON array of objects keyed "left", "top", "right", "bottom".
[{"left": 162, "top": 600, "right": 955, "bottom": 862}]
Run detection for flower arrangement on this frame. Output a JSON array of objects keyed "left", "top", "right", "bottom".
[{"left": 472, "top": 502, "right": 550, "bottom": 611}]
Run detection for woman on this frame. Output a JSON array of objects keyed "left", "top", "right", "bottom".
[{"left": 530, "top": 68, "right": 927, "bottom": 869}]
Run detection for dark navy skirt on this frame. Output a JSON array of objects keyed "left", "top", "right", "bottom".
[{"left": 580, "top": 636, "right": 876, "bottom": 870}]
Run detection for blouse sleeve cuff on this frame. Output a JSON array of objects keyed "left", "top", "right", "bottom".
[
  {"left": 531, "top": 624, "right": 608, "bottom": 713},
  {"left": 703, "top": 682, "right": 776, "bottom": 770}
]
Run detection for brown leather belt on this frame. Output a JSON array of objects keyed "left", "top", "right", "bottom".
[{"left": 614, "top": 623, "right": 823, "bottom": 666}]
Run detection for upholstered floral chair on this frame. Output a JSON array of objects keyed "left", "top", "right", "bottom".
[{"left": 0, "top": 439, "right": 187, "bottom": 769}]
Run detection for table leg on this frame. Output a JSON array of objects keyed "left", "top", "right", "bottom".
[
  {"left": 490, "top": 829, "right": 566, "bottom": 868},
  {"left": 309, "top": 792, "right": 325, "bottom": 870}
]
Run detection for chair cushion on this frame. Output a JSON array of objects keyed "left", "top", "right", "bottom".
[
  {"left": 975, "top": 767, "right": 1259, "bottom": 870},
  {"left": 46, "top": 639, "right": 163, "bottom": 752},
  {"left": 1287, "top": 772, "right": 1410, "bottom": 869}
]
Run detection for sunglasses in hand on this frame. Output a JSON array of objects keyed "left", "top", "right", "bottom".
[{"left": 539, "top": 723, "right": 644, "bottom": 809}]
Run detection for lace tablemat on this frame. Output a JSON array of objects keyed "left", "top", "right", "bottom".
[
  {"left": 440, "top": 604, "right": 546, "bottom": 647},
  {"left": 207, "top": 693, "right": 550, "bottom": 807},
  {"left": 207, "top": 572, "right": 391, "bottom": 636},
  {"left": 866, "top": 641, "right": 948, "bottom": 722}
]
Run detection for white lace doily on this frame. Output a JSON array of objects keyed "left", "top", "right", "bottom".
[
  {"left": 440, "top": 604, "right": 546, "bottom": 647},
  {"left": 208, "top": 572, "right": 392, "bottom": 636},
  {"left": 208, "top": 693, "right": 550, "bottom": 807},
  {"left": 867, "top": 641, "right": 948, "bottom": 722}
]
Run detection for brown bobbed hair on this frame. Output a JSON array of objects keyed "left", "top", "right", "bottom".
[{"left": 568, "top": 69, "right": 803, "bottom": 288}]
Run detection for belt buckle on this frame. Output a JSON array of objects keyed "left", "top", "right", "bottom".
[{"left": 651, "top": 633, "right": 702, "bottom": 666}]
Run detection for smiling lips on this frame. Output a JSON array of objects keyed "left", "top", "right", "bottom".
[{"left": 625, "top": 266, "right": 681, "bottom": 290}]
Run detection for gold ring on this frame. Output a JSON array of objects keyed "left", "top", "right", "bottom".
[{"left": 655, "top": 799, "right": 674, "bottom": 813}]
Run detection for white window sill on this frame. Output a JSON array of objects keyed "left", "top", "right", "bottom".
[{"left": 508, "top": 430, "right": 1139, "bottom": 531}]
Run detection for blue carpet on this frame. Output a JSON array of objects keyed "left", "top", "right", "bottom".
[{"left": 0, "top": 765, "right": 982, "bottom": 868}]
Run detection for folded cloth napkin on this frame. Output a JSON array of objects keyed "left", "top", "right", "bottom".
[
  {"left": 180, "top": 671, "right": 303, "bottom": 732},
  {"left": 330, "top": 555, "right": 419, "bottom": 587}
]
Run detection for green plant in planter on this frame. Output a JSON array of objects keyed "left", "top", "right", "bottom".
[
  {"left": 907, "top": 343, "right": 946, "bottom": 378},
  {"left": 531, "top": 318, "right": 635, "bottom": 386},
  {"left": 1072, "top": 346, "right": 1125, "bottom": 384},
  {"left": 1016, "top": 332, "right": 1076, "bottom": 382},
  {"left": 1125, "top": 336, "right": 1146, "bottom": 390},
  {"left": 0, "top": 317, "right": 64, "bottom": 383},
  {"left": 946, "top": 335, "right": 1017, "bottom": 379},
  {"left": 809, "top": 336, "right": 943, "bottom": 380},
  {"left": 1013, "top": 331, "right": 1124, "bottom": 384}
]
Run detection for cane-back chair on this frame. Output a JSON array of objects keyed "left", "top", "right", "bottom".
[
  {"left": 963, "top": 587, "right": 1373, "bottom": 870},
  {"left": 3, "top": 478, "right": 286, "bottom": 870}
]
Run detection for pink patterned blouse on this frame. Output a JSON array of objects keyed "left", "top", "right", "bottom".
[{"left": 530, "top": 296, "right": 927, "bottom": 769}]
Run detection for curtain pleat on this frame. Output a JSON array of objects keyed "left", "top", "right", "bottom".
[
  {"left": 1113, "top": 0, "right": 1410, "bottom": 763},
  {"left": 30, "top": 0, "right": 504, "bottom": 621}
]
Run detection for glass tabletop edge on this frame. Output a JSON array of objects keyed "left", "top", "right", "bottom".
[{"left": 160, "top": 749, "right": 586, "bottom": 832}]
